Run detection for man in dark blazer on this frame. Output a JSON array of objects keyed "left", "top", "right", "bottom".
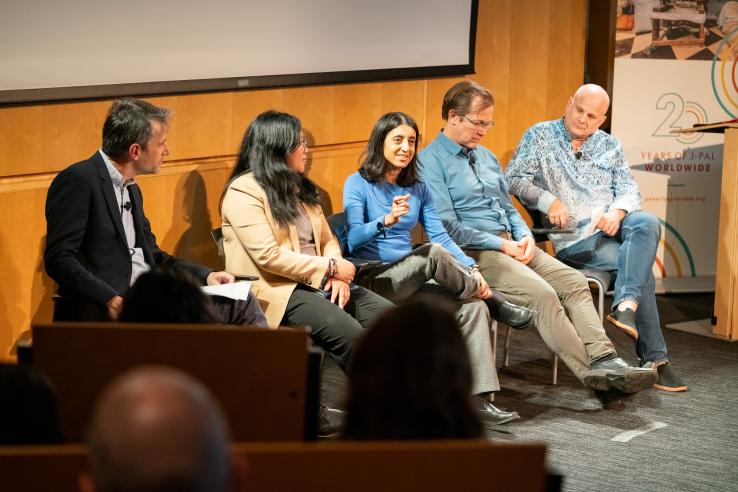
[{"left": 44, "top": 98, "right": 264, "bottom": 325}]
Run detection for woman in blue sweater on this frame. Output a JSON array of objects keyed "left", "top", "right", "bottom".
[{"left": 343, "top": 112, "right": 534, "bottom": 424}]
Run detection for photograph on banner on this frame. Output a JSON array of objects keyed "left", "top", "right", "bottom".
[
  {"left": 614, "top": 0, "right": 738, "bottom": 61},
  {"left": 613, "top": 59, "right": 724, "bottom": 283}
]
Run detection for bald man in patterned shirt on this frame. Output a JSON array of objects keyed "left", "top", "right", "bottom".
[{"left": 506, "top": 84, "right": 686, "bottom": 392}]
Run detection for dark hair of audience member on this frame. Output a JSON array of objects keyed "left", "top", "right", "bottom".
[
  {"left": 342, "top": 296, "right": 482, "bottom": 440},
  {"left": 119, "top": 266, "right": 217, "bottom": 323},
  {"left": 358, "top": 111, "right": 420, "bottom": 187},
  {"left": 0, "top": 364, "right": 64, "bottom": 444}
]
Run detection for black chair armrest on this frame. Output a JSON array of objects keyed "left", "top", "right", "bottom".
[
  {"left": 345, "top": 257, "right": 386, "bottom": 269},
  {"left": 234, "top": 275, "right": 259, "bottom": 281},
  {"left": 531, "top": 227, "right": 576, "bottom": 235}
]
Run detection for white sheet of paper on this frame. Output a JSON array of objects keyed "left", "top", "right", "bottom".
[
  {"left": 201, "top": 280, "right": 251, "bottom": 301},
  {"left": 583, "top": 206, "right": 605, "bottom": 237}
]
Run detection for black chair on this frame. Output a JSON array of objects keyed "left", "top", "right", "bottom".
[
  {"left": 326, "top": 212, "right": 384, "bottom": 269},
  {"left": 501, "top": 205, "right": 613, "bottom": 385},
  {"left": 211, "top": 227, "right": 225, "bottom": 258},
  {"left": 523, "top": 205, "right": 613, "bottom": 320}
]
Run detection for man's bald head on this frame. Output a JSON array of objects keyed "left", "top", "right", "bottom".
[
  {"left": 85, "top": 366, "right": 232, "bottom": 492},
  {"left": 563, "top": 84, "right": 610, "bottom": 141}
]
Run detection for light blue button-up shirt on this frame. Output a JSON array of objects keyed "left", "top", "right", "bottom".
[
  {"left": 505, "top": 118, "right": 641, "bottom": 251},
  {"left": 418, "top": 130, "right": 532, "bottom": 251}
]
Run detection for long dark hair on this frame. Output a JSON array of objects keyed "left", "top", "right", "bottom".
[
  {"left": 224, "top": 110, "right": 320, "bottom": 227},
  {"left": 342, "top": 296, "right": 482, "bottom": 440},
  {"left": 359, "top": 112, "right": 420, "bottom": 187}
]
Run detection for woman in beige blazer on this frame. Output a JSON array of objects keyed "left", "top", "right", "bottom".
[{"left": 220, "top": 110, "right": 392, "bottom": 370}]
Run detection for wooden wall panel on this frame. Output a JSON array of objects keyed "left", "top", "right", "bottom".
[
  {"left": 164, "top": 93, "right": 235, "bottom": 160},
  {"left": 307, "top": 143, "right": 367, "bottom": 215},
  {"left": 0, "top": 188, "right": 54, "bottom": 354},
  {"left": 0, "top": 101, "right": 108, "bottom": 177},
  {"left": 0, "top": 0, "right": 587, "bottom": 358}
]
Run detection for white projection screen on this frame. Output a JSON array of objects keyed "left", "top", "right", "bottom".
[{"left": 0, "top": 0, "right": 477, "bottom": 104}]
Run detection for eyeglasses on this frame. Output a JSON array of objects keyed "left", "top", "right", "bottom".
[
  {"left": 463, "top": 114, "right": 495, "bottom": 130},
  {"left": 298, "top": 138, "right": 308, "bottom": 151}
]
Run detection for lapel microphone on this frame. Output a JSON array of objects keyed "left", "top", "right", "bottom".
[
  {"left": 467, "top": 150, "right": 477, "bottom": 173},
  {"left": 121, "top": 201, "right": 132, "bottom": 211},
  {"left": 574, "top": 151, "right": 582, "bottom": 160}
]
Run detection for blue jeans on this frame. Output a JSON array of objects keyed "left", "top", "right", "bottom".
[{"left": 556, "top": 211, "right": 668, "bottom": 365}]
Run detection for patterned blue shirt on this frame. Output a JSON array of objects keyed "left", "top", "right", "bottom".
[
  {"left": 505, "top": 118, "right": 641, "bottom": 251},
  {"left": 418, "top": 130, "right": 532, "bottom": 251}
]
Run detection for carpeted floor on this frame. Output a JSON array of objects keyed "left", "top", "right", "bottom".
[{"left": 322, "top": 293, "right": 738, "bottom": 492}]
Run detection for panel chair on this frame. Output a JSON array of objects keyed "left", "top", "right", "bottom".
[
  {"left": 501, "top": 205, "right": 613, "bottom": 385},
  {"left": 211, "top": 227, "right": 225, "bottom": 259}
]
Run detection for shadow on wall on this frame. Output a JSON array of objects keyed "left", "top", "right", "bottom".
[
  {"left": 303, "top": 129, "right": 334, "bottom": 215},
  {"left": 30, "top": 236, "right": 55, "bottom": 331},
  {"left": 0, "top": 233, "right": 25, "bottom": 358},
  {"left": 165, "top": 171, "right": 222, "bottom": 270}
]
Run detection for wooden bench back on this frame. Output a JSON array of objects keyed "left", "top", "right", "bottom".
[
  {"left": 0, "top": 440, "right": 547, "bottom": 492},
  {"left": 32, "top": 323, "right": 311, "bottom": 442}
]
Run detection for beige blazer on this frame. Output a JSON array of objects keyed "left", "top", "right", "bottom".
[{"left": 221, "top": 173, "right": 342, "bottom": 327}]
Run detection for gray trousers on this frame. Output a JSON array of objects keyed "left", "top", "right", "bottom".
[
  {"left": 356, "top": 243, "right": 499, "bottom": 395},
  {"left": 467, "top": 247, "right": 615, "bottom": 382}
]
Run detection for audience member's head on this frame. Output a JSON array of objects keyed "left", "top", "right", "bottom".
[
  {"left": 359, "top": 111, "right": 420, "bottom": 187},
  {"left": 119, "top": 266, "right": 217, "bottom": 323},
  {"left": 81, "top": 366, "right": 240, "bottom": 492},
  {"left": 342, "top": 297, "right": 482, "bottom": 440},
  {"left": 0, "top": 363, "right": 63, "bottom": 444}
]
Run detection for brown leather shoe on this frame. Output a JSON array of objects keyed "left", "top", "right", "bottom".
[
  {"left": 607, "top": 308, "right": 639, "bottom": 340},
  {"left": 653, "top": 363, "right": 688, "bottom": 392}
]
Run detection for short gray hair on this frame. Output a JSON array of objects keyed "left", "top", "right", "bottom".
[{"left": 102, "top": 98, "right": 171, "bottom": 159}]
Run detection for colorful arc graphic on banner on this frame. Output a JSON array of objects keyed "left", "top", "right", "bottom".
[
  {"left": 679, "top": 102, "right": 707, "bottom": 145},
  {"left": 711, "top": 26, "right": 738, "bottom": 119},
  {"left": 654, "top": 218, "right": 696, "bottom": 278}
]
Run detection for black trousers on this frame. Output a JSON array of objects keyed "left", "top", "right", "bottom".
[{"left": 281, "top": 284, "right": 393, "bottom": 371}]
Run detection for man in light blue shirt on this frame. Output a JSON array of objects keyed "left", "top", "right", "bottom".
[
  {"left": 419, "top": 80, "right": 657, "bottom": 395},
  {"left": 506, "top": 84, "right": 685, "bottom": 392}
]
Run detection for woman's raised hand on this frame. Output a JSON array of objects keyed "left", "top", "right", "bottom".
[{"left": 384, "top": 194, "right": 411, "bottom": 227}]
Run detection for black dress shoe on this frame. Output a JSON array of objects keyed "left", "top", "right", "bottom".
[
  {"left": 474, "top": 399, "right": 520, "bottom": 425},
  {"left": 318, "top": 405, "right": 345, "bottom": 438},
  {"left": 486, "top": 289, "right": 535, "bottom": 329},
  {"left": 583, "top": 355, "right": 658, "bottom": 394}
]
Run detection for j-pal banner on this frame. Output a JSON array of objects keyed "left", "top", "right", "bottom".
[{"left": 613, "top": 58, "right": 725, "bottom": 281}]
